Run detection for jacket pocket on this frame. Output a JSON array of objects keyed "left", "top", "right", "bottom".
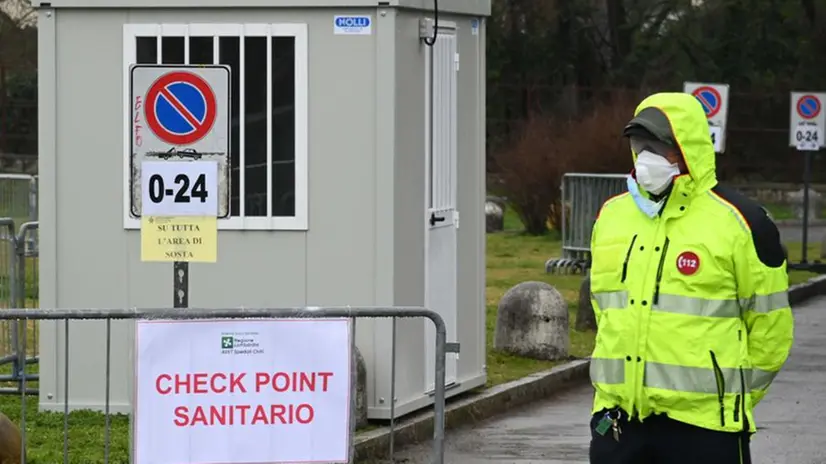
[
  {"left": 710, "top": 350, "right": 726, "bottom": 427},
  {"left": 653, "top": 237, "right": 670, "bottom": 304},
  {"left": 620, "top": 234, "right": 638, "bottom": 283},
  {"left": 735, "top": 367, "right": 747, "bottom": 428},
  {"left": 733, "top": 394, "right": 740, "bottom": 423}
]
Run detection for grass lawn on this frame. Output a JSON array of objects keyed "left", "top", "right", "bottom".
[
  {"left": 484, "top": 217, "right": 594, "bottom": 386},
  {"left": 0, "top": 207, "right": 820, "bottom": 462},
  {"left": 0, "top": 256, "right": 39, "bottom": 309},
  {"left": 763, "top": 203, "right": 796, "bottom": 220},
  {"left": 785, "top": 241, "right": 822, "bottom": 284}
]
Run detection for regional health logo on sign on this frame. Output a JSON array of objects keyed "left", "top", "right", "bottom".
[
  {"left": 220, "top": 331, "right": 263, "bottom": 355},
  {"left": 334, "top": 15, "right": 372, "bottom": 35}
]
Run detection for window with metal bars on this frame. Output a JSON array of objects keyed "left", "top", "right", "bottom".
[{"left": 123, "top": 24, "right": 308, "bottom": 230}]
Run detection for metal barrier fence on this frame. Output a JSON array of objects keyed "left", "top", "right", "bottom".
[
  {"left": 546, "top": 173, "right": 627, "bottom": 274},
  {"left": 1, "top": 306, "right": 453, "bottom": 464},
  {"left": 0, "top": 218, "right": 39, "bottom": 395},
  {"left": 0, "top": 174, "right": 38, "bottom": 223}
]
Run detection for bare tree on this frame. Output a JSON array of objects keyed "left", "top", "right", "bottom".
[{"left": 0, "top": 0, "right": 34, "bottom": 28}]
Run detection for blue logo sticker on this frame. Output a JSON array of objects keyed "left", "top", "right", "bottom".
[{"left": 334, "top": 15, "right": 372, "bottom": 35}]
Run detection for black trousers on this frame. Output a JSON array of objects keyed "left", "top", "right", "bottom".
[{"left": 589, "top": 409, "right": 752, "bottom": 464}]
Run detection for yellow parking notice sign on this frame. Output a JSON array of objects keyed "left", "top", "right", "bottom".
[{"left": 141, "top": 216, "right": 217, "bottom": 263}]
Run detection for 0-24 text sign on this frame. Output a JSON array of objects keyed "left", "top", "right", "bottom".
[
  {"left": 795, "top": 122, "right": 821, "bottom": 151},
  {"left": 141, "top": 161, "right": 218, "bottom": 217}
]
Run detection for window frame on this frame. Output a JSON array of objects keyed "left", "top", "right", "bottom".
[{"left": 122, "top": 23, "right": 309, "bottom": 230}]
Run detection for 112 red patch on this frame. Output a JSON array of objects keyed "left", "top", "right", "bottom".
[{"left": 676, "top": 251, "right": 700, "bottom": 275}]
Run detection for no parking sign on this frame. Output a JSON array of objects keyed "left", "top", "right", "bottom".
[
  {"left": 144, "top": 71, "right": 219, "bottom": 146},
  {"left": 684, "top": 82, "right": 730, "bottom": 153},
  {"left": 129, "top": 64, "right": 231, "bottom": 220},
  {"left": 789, "top": 92, "right": 826, "bottom": 151}
]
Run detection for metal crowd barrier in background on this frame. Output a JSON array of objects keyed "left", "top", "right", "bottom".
[
  {"left": 546, "top": 173, "right": 627, "bottom": 275},
  {"left": 0, "top": 174, "right": 38, "bottom": 224},
  {"left": 0, "top": 306, "right": 453, "bottom": 464},
  {"left": 0, "top": 218, "right": 39, "bottom": 395}
]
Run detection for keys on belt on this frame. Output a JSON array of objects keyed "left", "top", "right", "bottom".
[{"left": 595, "top": 409, "right": 623, "bottom": 442}]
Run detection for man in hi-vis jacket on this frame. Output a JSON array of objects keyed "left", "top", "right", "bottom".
[{"left": 587, "top": 92, "right": 794, "bottom": 464}]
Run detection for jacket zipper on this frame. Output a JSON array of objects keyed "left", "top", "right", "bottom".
[
  {"left": 653, "top": 237, "right": 670, "bottom": 305},
  {"left": 710, "top": 350, "right": 726, "bottom": 427},
  {"left": 621, "top": 235, "right": 638, "bottom": 283}
]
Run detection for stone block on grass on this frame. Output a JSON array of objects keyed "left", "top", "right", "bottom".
[
  {"left": 494, "top": 281, "right": 569, "bottom": 361},
  {"left": 0, "top": 412, "right": 22, "bottom": 464},
  {"left": 576, "top": 275, "right": 597, "bottom": 331},
  {"left": 485, "top": 201, "right": 504, "bottom": 233}
]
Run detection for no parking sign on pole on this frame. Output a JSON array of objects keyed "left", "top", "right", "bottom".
[
  {"left": 129, "top": 64, "right": 231, "bottom": 309},
  {"left": 789, "top": 92, "right": 825, "bottom": 151},
  {"left": 684, "top": 82, "right": 730, "bottom": 154},
  {"left": 130, "top": 64, "right": 231, "bottom": 220},
  {"left": 789, "top": 91, "right": 826, "bottom": 266}
]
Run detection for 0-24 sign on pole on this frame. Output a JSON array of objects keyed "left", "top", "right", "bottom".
[
  {"left": 129, "top": 64, "right": 231, "bottom": 219},
  {"left": 790, "top": 92, "right": 825, "bottom": 151},
  {"left": 129, "top": 65, "right": 231, "bottom": 269},
  {"left": 795, "top": 124, "right": 820, "bottom": 151},
  {"left": 141, "top": 161, "right": 218, "bottom": 217}
]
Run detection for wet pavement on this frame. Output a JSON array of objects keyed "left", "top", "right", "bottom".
[
  {"left": 748, "top": 295, "right": 826, "bottom": 464},
  {"left": 380, "top": 296, "right": 826, "bottom": 463}
]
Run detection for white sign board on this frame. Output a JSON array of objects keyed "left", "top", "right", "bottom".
[
  {"left": 141, "top": 161, "right": 218, "bottom": 216},
  {"left": 789, "top": 92, "right": 826, "bottom": 150},
  {"left": 684, "top": 81, "right": 730, "bottom": 153},
  {"left": 130, "top": 65, "right": 231, "bottom": 218},
  {"left": 134, "top": 318, "right": 353, "bottom": 464}
]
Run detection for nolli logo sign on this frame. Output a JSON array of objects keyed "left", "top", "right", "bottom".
[
  {"left": 676, "top": 251, "right": 700, "bottom": 276},
  {"left": 333, "top": 15, "right": 372, "bottom": 35},
  {"left": 221, "top": 335, "right": 234, "bottom": 349},
  {"left": 335, "top": 16, "right": 370, "bottom": 28}
]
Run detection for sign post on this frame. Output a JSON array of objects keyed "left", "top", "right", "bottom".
[
  {"left": 684, "top": 82, "right": 730, "bottom": 153},
  {"left": 790, "top": 92, "right": 825, "bottom": 264},
  {"left": 129, "top": 65, "right": 231, "bottom": 307}
]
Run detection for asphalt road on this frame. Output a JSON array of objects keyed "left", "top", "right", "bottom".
[
  {"left": 749, "top": 295, "right": 826, "bottom": 464},
  {"left": 380, "top": 296, "right": 826, "bottom": 464},
  {"left": 778, "top": 224, "right": 826, "bottom": 247}
]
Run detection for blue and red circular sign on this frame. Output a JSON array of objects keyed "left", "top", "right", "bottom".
[
  {"left": 796, "top": 94, "right": 822, "bottom": 120},
  {"left": 145, "top": 71, "right": 217, "bottom": 145},
  {"left": 691, "top": 86, "right": 722, "bottom": 119}
]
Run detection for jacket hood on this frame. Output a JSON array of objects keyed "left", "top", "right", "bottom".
[{"left": 629, "top": 92, "right": 718, "bottom": 195}]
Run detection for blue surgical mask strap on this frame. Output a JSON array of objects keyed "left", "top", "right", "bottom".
[{"left": 627, "top": 175, "right": 664, "bottom": 218}]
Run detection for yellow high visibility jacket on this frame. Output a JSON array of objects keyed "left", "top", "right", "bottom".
[{"left": 589, "top": 92, "right": 794, "bottom": 434}]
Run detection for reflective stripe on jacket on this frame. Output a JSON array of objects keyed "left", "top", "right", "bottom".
[{"left": 589, "top": 92, "right": 794, "bottom": 433}]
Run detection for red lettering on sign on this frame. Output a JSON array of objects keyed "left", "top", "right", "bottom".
[
  {"left": 254, "top": 371, "right": 334, "bottom": 393},
  {"left": 155, "top": 373, "right": 248, "bottom": 395},
  {"left": 155, "top": 373, "right": 171, "bottom": 395},
  {"left": 173, "top": 404, "right": 315, "bottom": 427}
]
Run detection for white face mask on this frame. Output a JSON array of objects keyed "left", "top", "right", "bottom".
[{"left": 634, "top": 150, "right": 680, "bottom": 195}]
